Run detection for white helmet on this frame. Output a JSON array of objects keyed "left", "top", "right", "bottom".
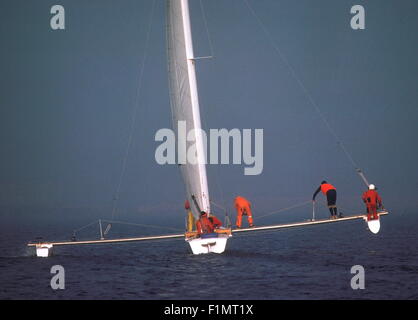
[{"left": 369, "top": 184, "right": 375, "bottom": 190}]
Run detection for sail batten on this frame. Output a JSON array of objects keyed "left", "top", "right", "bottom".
[{"left": 166, "top": 0, "right": 210, "bottom": 218}]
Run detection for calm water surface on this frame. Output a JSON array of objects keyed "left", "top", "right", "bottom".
[{"left": 1, "top": 209, "right": 417, "bottom": 300}]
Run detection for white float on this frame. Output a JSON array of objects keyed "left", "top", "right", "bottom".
[
  {"left": 36, "top": 243, "right": 53, "bottom": 257},
  {"left": 367, "top": 219, "right": 381, "bottom": 234}
]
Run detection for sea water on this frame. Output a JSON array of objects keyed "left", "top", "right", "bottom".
[{"left": 0, "top": 209, "right": 417, "bottom": 300}]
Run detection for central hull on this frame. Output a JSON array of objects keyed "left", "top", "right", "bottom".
[{"left": 186, "top": 233, "right": 230, "bottom": 254}]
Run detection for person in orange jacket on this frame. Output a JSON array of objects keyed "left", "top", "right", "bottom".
[
  {"left": 234, "top": 196, "right": 254, "bottom": 228},
  {"left": 362, "top": 184, "right": 383, "bottom": 221},
  {"left": 208, "top": 215, "right": 223, "bottom": 229},
  {"left": 313, "top": 180, "right": 338, "bottom": 219},
  {"left": 196, "top": 211, "right": 215, "bottom": 235}
]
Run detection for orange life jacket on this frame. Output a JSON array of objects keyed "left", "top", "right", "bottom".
[
  {"left": 196, "top": 215, "right": 214, "bottom": 234},
  {"left": 320, "top": 183, "right": 336, "bottom": 195},
  {"left": 235, "top": 196, "right": 251, "bottom": 210},
  {"left": 209, "top": 216, "right": 222, "bottom": 228}
]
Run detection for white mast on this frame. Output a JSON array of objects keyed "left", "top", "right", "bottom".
[{"left": 166, "top": 0, "right": 211, "bottom": 217}]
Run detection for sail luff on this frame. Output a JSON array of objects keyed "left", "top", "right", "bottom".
[{"left": 166, "top": 0, "right": 211, "bottom": 218}]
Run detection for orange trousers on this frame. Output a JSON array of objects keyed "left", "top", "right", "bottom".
[{"left": 236, "top": 207, "right": 253, "bottom": 228}]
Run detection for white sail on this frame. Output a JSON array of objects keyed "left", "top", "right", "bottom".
[{"left": 166, "top": 0, "right": 210, "bottom": 218}]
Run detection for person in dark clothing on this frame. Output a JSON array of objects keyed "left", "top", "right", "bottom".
[{"left": 313, "top": 180, "right": 339, "bottom": 219}]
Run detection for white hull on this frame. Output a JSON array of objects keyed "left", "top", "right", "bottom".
[
  {"left": 186, "top": 234, "right": 230, "bottom": 255},
  {"left": 367, "top": 219, "right": 381, "bottom": 234},
  {"left": 36, "top": 244, "right": 53, "bottom": 257}
]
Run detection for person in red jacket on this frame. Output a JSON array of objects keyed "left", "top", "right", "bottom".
[
  {"left": 208, "top": 215, "right": 223, "bottom": 229},
  {"left": 313, "top": 180, "right": 338, "bottom": 219},
  {"left": 234, "top": 196, "right": 254, "bottom": 228},
  {"left": 196, "top": 211, "right": 214, "bottom": 235},
  {"left": 362, "top": 184, "right": 383, "bottom": 221}
]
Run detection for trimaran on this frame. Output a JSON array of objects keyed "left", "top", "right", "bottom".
[{"left": 28, "top": 0, "right": 388, "bottom": 257}]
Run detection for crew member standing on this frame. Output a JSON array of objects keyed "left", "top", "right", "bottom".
[
  {"left": 234, "top": 196, "right": 254, "bottom": 228},
  {"left": 313, "top": 181, "right": 339, "bottom": 219},
  {"left": 362, "top": 184, "right": 383, "bottom": 221},
  {"left": 196, "top": 211, "right": 214, "bottom": 235}
]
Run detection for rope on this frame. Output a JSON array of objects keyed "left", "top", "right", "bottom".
[
  {"left": 111, "top": 0, "right": 156, "bottom": 219},
  {"left": 242, "top": 0, "right": 370, "bottom": 187},
  {"left": 255, "top": 200, "right": 312, "bottom": 220}
]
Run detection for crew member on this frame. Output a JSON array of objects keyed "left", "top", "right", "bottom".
[
  {"left": 313, "top": 180, "right": 338, "bottom": 219},
  {"left": 234, "top": 196, "right": 254, "bottom": 228},
  {"left": 208, "top": 215, "right": 223, "bottom": 229},
  {"left": 196, "top": 211, "right": 214, "bottom": 235},
  {"left": 362, "top": 184, "right": 383, "bottom": 221}
]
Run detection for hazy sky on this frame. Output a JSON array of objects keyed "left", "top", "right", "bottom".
[{"left": 1, "top": 0, "right": 417, "bottom": 221}]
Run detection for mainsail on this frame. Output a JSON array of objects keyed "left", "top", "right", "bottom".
[{"left": 166, "top": 0, "right": 210, "bottom": 218}]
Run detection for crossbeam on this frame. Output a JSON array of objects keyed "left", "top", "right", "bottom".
[
  {"left": 233, "top": 211, "right": 388, "bottom": 233},
  {"left": 27, "top": 233, "right": 184, "bottom": 247},
  {"left": 27, "top": 211, "right": 388, "bottom": 248}
]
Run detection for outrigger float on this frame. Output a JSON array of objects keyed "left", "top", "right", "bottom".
[{"left": 28, "top": 211, "right": 388, "bottom": 257}]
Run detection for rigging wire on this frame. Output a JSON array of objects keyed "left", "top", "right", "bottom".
[
  {"left": 111, "top": 0, "right": 157, "bottom": 220},
  {"left": 199, "top": 0, "right": 215, "bottom": 58},
  {"left": 210, "top": 199, "right": 227, "bottom": 212},
  {"left": 101, "top": 219, "right": 183, "bottom": 232},
  {"left": 242, "top": 0, "right": 370, "bottom": 187},
  {"left": 72, "top": 220, "right": 100, "bottom": 236},
  {"left": 255, "top": 200, "right": 312, "bottom": 220},
  {"left": 72, "top": 218, "right": 183, "bottom": 239}
]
